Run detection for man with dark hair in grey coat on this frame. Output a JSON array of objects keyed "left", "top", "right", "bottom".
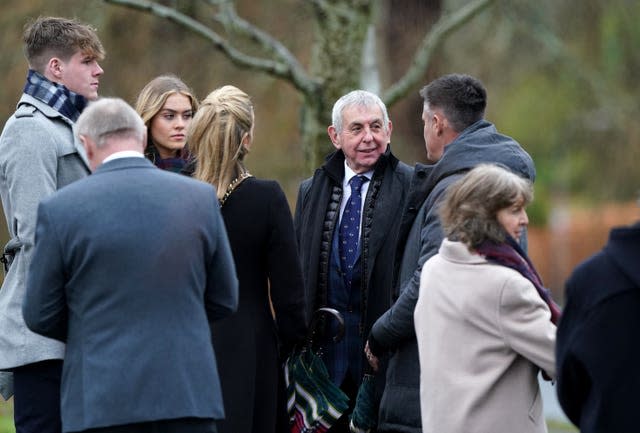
[{"left": 365, "top": 74, "right": 536, "bottom": 432}]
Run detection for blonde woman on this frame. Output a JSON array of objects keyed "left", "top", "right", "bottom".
[
  {"left": 414, "top": 164, "right": 558, "bottom": 433},
  {"left": 188, "top": 85, "right": 307, "bottom": 433},
  {"left": 135, "top": 75, "right": 198, "bottom": 172}
]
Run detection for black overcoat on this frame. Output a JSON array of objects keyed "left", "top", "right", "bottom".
[
  {"left": 212, "top": 177, "right": 307, "bottom": 433},
  {"left": 556, "top": 222, "right": 640, "bottom": 433}
]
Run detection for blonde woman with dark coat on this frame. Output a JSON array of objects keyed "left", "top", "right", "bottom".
[{"left": 188, "top": 85, "right": 307, "bottom": 433}]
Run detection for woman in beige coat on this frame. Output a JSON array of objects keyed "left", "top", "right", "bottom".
[{"left": 414, "top": 164, "right": 558, "bottom": 433}]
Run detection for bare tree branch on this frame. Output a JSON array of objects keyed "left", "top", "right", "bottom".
[
  {"left": 211, "top": 2, "right": 307, "bottom": 74},
  {"left": 382, "top": 0, "right": 495, "bottom": 107},
  {"left": 310, "top": 0, "right": 358, "bottom": 20},
  {"left": 103, "top": 0, "right": 319, "bottom": 95}
]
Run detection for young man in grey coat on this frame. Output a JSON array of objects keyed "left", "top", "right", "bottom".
[
  {"left": 0, "top": 16, "right": 104, "bottom": 433},
  {"left": 365, "top": 74, "right": 536, "bottom": 432}
]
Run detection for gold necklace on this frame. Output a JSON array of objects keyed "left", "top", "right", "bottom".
[{"left": 219, "top": 171, "right": 252, "bottom": 206}]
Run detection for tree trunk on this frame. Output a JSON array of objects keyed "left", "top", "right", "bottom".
[{"left": 302, "top": 0, "right": 374, "bottom": 170}]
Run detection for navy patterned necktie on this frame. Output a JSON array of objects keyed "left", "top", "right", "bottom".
[{"left": 339, "top": 175, "right": 368, "bottom": 279}]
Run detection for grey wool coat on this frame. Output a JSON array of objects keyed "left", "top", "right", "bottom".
[
  {"left": 0, "top": 94, "right": 90, "bottom": 398},
  {"left": 23, "top": 157, "right": 239, "bottom": 433}
]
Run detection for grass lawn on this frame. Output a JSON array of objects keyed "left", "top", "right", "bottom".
[
  {"left": 0, "top": 398, "right": 14, "bottom": 433},
  {"left": 548, "top": 418, "right": 579, "bottom": 432},
  {"left": 0, "top": 399, "right": 578, "bottom": 433}
]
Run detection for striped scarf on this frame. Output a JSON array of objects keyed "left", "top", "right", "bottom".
[
  {"left": 23, "top": 69, "right": 87, "bottom": 122},
  {"left": 476, "top": 236, "right": 562, "bottom": 324}
]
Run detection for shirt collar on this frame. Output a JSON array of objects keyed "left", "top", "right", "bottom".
[
  {"left": 102, "top": 150, "right": 145, "bottom": 164},
  {"left": 343, "top": 160, "right": 372, "bottom": 188}
]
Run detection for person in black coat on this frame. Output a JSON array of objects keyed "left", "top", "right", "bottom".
[
  {"left": 556, "top": 217, "right": 640, "bottom": 433},
  {"left": 294, "top": 90, "right": 413, "bottom": 432},
  {"left": 188, "top": 85, "right": 307, "bottom": 433}
]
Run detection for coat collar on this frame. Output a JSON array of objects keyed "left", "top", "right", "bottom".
[
  {"left": 439, "top": 238, "right": 487, "bottom": 265},
  {"left": 606, "top": 222, "right": 640, "bottom": 287},
  {"left": 93, "top": 156, "right": 155, "bottom": 174},
  {"left": 17, "top": 93, "right": 91, "bottom": 171}
]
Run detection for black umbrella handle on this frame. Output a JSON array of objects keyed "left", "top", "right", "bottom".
[{"left": 306, "top": 307, "right": 345, "bottom": 348}]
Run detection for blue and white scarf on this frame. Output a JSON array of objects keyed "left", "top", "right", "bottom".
[{"left": 23, "top": 69, "right": 87, "bottom": 122}]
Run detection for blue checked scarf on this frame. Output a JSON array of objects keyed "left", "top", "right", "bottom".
[{"left": 23, "top": 69, "right": 87, "bottom": 122}]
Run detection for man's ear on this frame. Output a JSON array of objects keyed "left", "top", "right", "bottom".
[
  {"left": 386, "top": 120, "right": 393, "bottom": 143},
  {"left": 433, "top": 112, "right": 446, "bottom": 137},
  {"left": 327, "top": 125, "right": 341, "bottom": 150},
  {"left": 80, "top": 135, "right": 93, "bottom": 159},
  {"left": 47, "top": 57, "right": 64, "bottom": 80}
]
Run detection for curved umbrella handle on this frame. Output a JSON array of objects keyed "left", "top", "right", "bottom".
[{"left": 306, "top": 307, "right": 345, "bottom": 347}]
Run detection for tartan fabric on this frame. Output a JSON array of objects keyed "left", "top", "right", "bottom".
[
  {"left": 23, "top": 69, "right": 87, "bottom": 122},
  {"left": 349, "top": 373, "right": 376, "bottom": 433},
  {"left": 476, "top": 236, "right": 561, "bottom": 324},
  {"left": 146, "top": 147, "right": 190, "bottom": 173},
  {"left": 285, "top": 349, "right": 350, "bottom": 433}
]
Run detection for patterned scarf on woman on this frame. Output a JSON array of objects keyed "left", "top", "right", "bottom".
[{"left": 476, "top": 235, "right": 562, "bottom": 324}]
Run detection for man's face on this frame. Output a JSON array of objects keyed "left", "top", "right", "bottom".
[
  {"left": 422, "top": 104, "right": 445, "bottom": 163},
  {"left": 58, "top": 50, "right": 104, "bottom": 100},
  {"left": 328, "top": 104, "right": 391, "bottom": 173}
]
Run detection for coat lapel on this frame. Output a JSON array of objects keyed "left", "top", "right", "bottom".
[
  {"left": 364, "top": 166, "right": 406, "bottom": 280},
  {"left": 72, "top": 131, "right": 91, "bottom": 171}
]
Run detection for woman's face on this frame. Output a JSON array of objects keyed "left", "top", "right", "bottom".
[
  {"left": 149, "top": 93, "right": 193, "bottom": 159},
  {"left": 496, "top": 199, "right": 529, "bottom": 241}
]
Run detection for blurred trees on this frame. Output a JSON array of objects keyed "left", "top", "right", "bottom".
[
  {"left": 0, "top": 0, "right": 638, "bottom": 296},
  {"left": 0, "top": 0, "right": 638, "bottom": 207},
  {"left": 102, "top": 0, "right": 492, "bottom": 171}
]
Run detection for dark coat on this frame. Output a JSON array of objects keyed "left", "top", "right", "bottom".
[
  {"left": 294, "top": 145, "right": 412, "bottom": 387},
  {"left": 22, "top": 157, "right": 239, "bottom": 433},
  {"left": 556, "top": 222, "right": 640, "bottom": 433},
  {"left": 369, "top": 120, "right": 536, "bottom": 432},
  {"left": 213, "top": 177, "right": 307, "bottom": 433}
]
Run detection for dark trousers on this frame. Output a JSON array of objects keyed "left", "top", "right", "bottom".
[
  {"left": 13, "top": 359, "right": 63, "bottom": 433},
  {"left": 80, "top": 418, "right": 217, "bottom": 433}
]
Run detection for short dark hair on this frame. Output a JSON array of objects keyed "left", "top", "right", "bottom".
[
  {"left": 23, "top": 16, "right": 105, "bottom": 73},
  {"left": 419, "top": 73, "right": 486, "bottom": 133}
]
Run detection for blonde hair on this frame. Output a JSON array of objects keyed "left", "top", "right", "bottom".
[
  {"left": 189, "top": 85, "right": 253, "bottom": 199},
  {"left": 439, "top": 164, "right": 533, "bottom": 248},
  {"left": 134, "top": 75, "right": 198, "bottom": 158}
]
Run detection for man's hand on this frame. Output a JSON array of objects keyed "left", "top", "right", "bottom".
[{"left": 364, "top": 340, "right": 379, "bottom": 372}]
